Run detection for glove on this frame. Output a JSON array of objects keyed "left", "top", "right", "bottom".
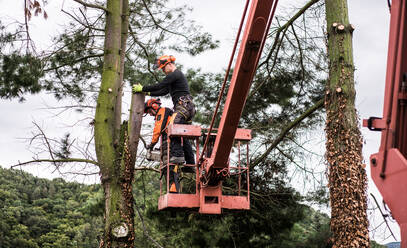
[
  {"left": 132, "top": 83, "right": 143, "bottom": 93},
  {"left": 146, "top": 143, "right": 156, "bottom": 151}
]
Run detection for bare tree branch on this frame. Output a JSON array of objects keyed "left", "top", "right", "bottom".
[
  {"left": 370, "top": 193, "right": 398, "bottom": 241},
  {"left": 135, "top": 166, "right": 160, "bottom": 173},
  {"left": 11, "top": 158, "right": 99, "bottom": 168},
  {"left": 134, "top": 201, "right": 164, "bottom": 248},
  {"left": 33, "top": 122, "right": 57, "bottom": 167},
  {"left": 128, "top": 26, "right": 160, "bottom": 81},
  {"left": 61, "top": 9, "right": 105, "bottom": 32},
  {"left": 72, "top": 0, "right": 108, "bottom": 12},
  {"left": 23, "top": 0, "right": 38, "bottom": 53},
  {"left": 140, "top": 0, "right": 189, "bottom": 39},
  {"left": 251, "top": 98, "right": 323, "bottom": 169},
  {"left": 276, "top": 146, "right": 318, "bottom": 176},
  {"left": 258, "top": 0, "right": 319, "bottom": 69},
  {"left": 250, "top": 0, "right": 320, "bottom": 98},
  {"left": 290, "top": 24, "right": 305, "bottom": 82}
]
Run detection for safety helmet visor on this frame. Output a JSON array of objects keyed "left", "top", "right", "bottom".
[
  {"left": 152, "top": 55, "right": 175, "bottom": 70},
  {"left": 153, "top": 59, "right": 168, "bottom": 70}
]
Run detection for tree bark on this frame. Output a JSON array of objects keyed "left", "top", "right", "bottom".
[
  {"left": 324, "top": 0, "right": 370, "bottom": 247},
  {"left": 94, "top": 0, "right": 142, "bottom": 247},
  {"left": 113, "top": 0, "right": 130, "bottom": 145}
]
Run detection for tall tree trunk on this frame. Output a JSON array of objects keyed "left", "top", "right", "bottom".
[
  {"left": 95, "top": 0, "right": 143, "bottom": 247},
  {"left": 113, "top": 0, "right": 129, "bottom": 145},
  {"left": 324, "top": 0, "right": 370, "bottom": 247}
]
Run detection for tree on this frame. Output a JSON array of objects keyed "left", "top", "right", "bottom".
[
  {"left": 60, "top": 0, "right": 215, "bottom": 246},
  {"left": 1, "top": 0, "right": 217, "bottom": 247},
  {"left": 324, "top": 0, "right": 369, "bottom": 246},
  {"left": 93, "top": 1, "right": 142, "bottom": 246},
  {"left": 3, "top": 0, "right": 376, "bottom": 246}
]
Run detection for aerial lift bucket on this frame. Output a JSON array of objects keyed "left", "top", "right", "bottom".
[{"left": 157, "top": 124, "right": 251, "bottom": 214}]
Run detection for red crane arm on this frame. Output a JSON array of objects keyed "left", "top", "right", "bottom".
[
  {"left": 364, "top": 0, "right": 407, "bottom": 246},
  {"left": 206, "top": 0, "right": 278, "bottom": 171},
  {"left": 159, "top": 0, "right": 279, "bottom": 214}
]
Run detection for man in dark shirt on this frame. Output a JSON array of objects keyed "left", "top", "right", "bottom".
[{"left": 133, "top": 55, "right": 195, "bottom": 165}]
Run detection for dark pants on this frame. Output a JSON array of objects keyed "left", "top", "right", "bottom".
[
  {"left": 161, "top": 136, "right": 180, "bottom": 192},
  {"left": 170, "top": 95, "right": 196, "bottom": 162},
  {"left": 183, "top": 139, "right": 195, "bottom": 164}
]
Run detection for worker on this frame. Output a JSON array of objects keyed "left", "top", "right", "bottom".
[
  {"left": 144, "top": 98, "right": 172, "bottom": 162},
  {"left": 133, "top": 55, "right": 196, "bottom": 166},
  {"left": 143, "top": 98, "right": 179, "bottom": 193}
]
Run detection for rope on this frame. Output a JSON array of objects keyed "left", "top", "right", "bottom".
[{"left": 199, "top": 0, "right": 251, "bottom": 164}]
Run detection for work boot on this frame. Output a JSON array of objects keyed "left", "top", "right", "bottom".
[
  {"left": 169, "top": 156, "right": 185, "bottom": 164},
  {"left": 169, "top": 182, "right": 178, "bottom": 193}
]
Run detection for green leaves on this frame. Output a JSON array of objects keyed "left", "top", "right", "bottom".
[
  {"left": 0, "top": 167, "right": 103, "bottom": 248},
  {"left": 0, "top": 53, "right": 43, "bottom": 101}
]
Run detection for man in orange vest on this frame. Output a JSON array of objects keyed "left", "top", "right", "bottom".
[
  {"left": 144, "top": 98, "right": 194, "bottom": 193},
  {"left": 144, "top": 98, "right": 178, "bottom": 193}
]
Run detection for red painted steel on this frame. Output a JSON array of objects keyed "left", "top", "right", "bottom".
[
  {"left": 364, "top": 0, "right": 407, "bottom": 246},
  {"left": 158, "top": 0, "right": 277, "bottom": 214},
  {"left": 158, "top": 193, "right": 200, "bottom": 210},
  {"left": 209, "top": 0, "right": 277, "bottom": 170},
  {"left": 200, "top": 0, "right": 251, "bottom": 162},
  {"left": 362, "top": 118, "right": 386, "bottom": 130},
  {"left": 199, "top": 185, "right": 222, "bottom": 214},
  {"left": 158, "top": 193, "right": 250, "bottom": 212},
  {"left": 167, "top": 124, "right": 202, "bottom": 137},
  {"left": 246, "top": 142, "right": 250, "bottom": 202},
  {"left": 158, "top": 125, "right": 250, "bottom": 213},
  {"left": 238, "top": 141, "right": 241, "bottom": 195},
  {"left": 370, "top": 150, "right": 407, "bottom": 223},
  {"left": 222, "top": 195, "right": 250, "bottom": 210},
  {"left": 204, "top": 128, "right": 252, "bottom": 141},
  {"left": 234, "top": 129, "right": 252, "bottom": 141}
]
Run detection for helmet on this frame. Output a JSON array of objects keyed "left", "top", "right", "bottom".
[
  {"left": 144, "top": 98, "right": 161, "bottom": 113},
  {"left": 153, "top": 55, "right": 176, "bottom": 70}
]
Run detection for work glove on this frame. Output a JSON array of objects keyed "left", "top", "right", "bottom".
[
  {"left": 146, "top": 143, "right": 156, "bottom": 151},
  {"left": 132, "top": 83, "right": 143, "bottom": 93}
]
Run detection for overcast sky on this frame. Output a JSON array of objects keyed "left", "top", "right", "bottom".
[{"left": 0, "top": 0, "right": 397, "bottom": 244}]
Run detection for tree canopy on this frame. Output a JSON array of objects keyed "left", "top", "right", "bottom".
[{"left": 0, "top": 0, "right": 392, "bottom": 246}]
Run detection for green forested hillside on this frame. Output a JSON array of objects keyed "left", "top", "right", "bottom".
[
  {"left": 0, "top": 167, "right": 385, "bottom": 247},
  {"left": 0, "top": 167, "right": 103, "bottom": 247},
  {"left": 0, "top": 167, "right": 331, "bottom": 247}
]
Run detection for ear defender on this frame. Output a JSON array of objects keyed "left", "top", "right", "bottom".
[{"left": 151, "top": 102, "right": 159, "bottom": 111}]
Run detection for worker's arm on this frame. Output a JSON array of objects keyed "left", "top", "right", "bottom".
[
  {"left": 142, "top": 72, "right": 175, "bottom": 92},
  {"left": 132, "top": 84, "right": 168, "bottom": 96},
  {"left": 150, "top": 87, "right": 169, "bottom": 96}
]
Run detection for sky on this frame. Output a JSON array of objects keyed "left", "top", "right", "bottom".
[{"left": 0, "top": 0, "right": 398, "bottom": 244}]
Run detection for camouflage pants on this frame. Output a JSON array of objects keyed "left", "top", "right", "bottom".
[{"left": 170, "top": 95, "right": 196, "bottom": 160}]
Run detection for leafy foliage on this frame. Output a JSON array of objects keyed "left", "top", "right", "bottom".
[
  {"left": 0, "top": 1, "right": 383, "bottom": 247},
  {"left": 131, "top": 167, "right": 333, "bottom": 248},
  {"left": 0, "top": 166, "right": 333, "bottom": 247},
  {"left": 0, "top": 1, "right": 219, "bottom": 102},
  {"left": 0, "top": 53, "right": 44, "bottom": 101},
  {"left": 0, "top": 167, "right": 103, "bottom": 248},
  {"left": 0, "top": 163, "right": 387, "bottom": 247}
]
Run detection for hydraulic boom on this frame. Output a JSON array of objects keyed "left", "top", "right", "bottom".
[
  {"left": 364, "top": 0, "right": 407, "bottom": 246},
  {"left": 202, "top": 0, "right": 278, "bottom": 184}
]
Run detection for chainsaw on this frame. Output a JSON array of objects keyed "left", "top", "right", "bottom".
[{"left": 146, "top": 148, "right": 161, "bottom": 162}]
